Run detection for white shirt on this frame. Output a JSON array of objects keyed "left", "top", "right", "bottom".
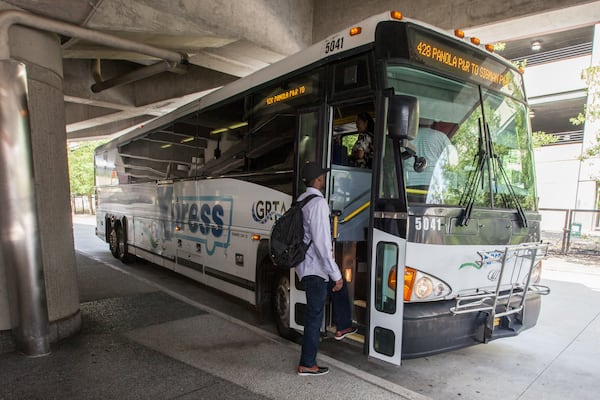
[
  {"left": 294, "top": 187, "right": 342, "bottom": 282},
  {"left": 405, "top": 127, "right": 457, "bottom": 187}
]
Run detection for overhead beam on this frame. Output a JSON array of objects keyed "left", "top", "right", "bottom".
[
  {"left": 65, "top": 88, "right": 219, "bottom": 140},
  {"left": 463, "top": 0, "right": 600, "bottom": 42}
]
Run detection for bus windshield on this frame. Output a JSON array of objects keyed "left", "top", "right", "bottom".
[{"left": 387, "top": 65, "right": 536, "bottom": 210}]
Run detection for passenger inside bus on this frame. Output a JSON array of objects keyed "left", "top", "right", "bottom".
[
  {"left": 405, "top": 118, "right": 458, "bottom": 203},
  {"left": 329, "top": 109, "right": 373, "bottom": 242},
  {"left": 350, "top": 112, "right": 374, "bottom": 168}
]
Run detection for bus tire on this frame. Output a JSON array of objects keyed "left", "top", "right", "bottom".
[
  {"left": 115, "top": 221, "right": 134, "bottom": 264},
  {"left": 273, "top": 271, "right": 299, "bottom": 341},
  {"left": 108, "top": 223, "right": 119, "bottom": 258}
]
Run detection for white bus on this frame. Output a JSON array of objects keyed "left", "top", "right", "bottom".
[{"left": 95, "top": 11, "right": 549, "bottom": 365}]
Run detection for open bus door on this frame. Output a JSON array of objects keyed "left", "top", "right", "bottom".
[
  {"left": 289, "top": 106, "right": 329, "bottom": 333},
  {"left": 368, "top": 228, "right": 405, "bottom": 365},
  {"left": 367, "top": 94, "right": 419, "bottom": 365}
]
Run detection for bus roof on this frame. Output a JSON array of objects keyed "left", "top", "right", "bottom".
[{"left": 99, "top": 11, "right": 517, "bottom": 150}]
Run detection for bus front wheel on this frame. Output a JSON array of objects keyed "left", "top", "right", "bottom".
[{"left": 273, "top": 271, "right": 299, "bottom": 341}]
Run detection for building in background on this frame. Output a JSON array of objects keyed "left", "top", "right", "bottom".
[{"left": 502, "top": 24, "right": 599, "bottom": 235}]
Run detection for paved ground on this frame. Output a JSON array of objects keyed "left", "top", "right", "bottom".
[
  {"left": 0, "top": 216, "right": 425, "bottom": 400},
  {"left": 1, "top": 214, "right": 599, "bottom": 399}
]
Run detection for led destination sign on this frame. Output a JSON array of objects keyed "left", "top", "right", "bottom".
[
  {"left": 415, "top": 41, "right": 511, "bottom": 86},
  {"left": 265, "top": 85, "right": 308, "bottom": 105},
  {"left": 408, "top": 28, "right": 523, "bottom": 98},
  {"left": 253, "top": 73, "right": 319, "bottom": 115}
]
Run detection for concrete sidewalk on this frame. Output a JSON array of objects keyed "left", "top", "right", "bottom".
[{"left": 0, "top": 250, "right": 427, "bottom": 400}]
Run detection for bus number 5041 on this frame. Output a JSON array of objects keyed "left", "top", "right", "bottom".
[
  {"left": 415, "top": 216, "right": 443, "bottom": 231},
  {"left": 324, "top": 37, "right": 344, "bottom": 54}
]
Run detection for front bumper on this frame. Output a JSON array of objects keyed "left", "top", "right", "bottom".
[{"left": 400, "top": 293, "right": 542, "bottom": 359}]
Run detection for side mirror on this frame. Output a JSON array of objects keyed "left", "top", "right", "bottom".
[
  {"left": 387, "top": 95, "right": 419, "bottom": 141},
  {"left": 413, "top": 156, "right": 427, "bottom": 172}
]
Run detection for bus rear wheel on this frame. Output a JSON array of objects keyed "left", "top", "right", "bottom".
[
  {"left": 115, "top": 223, "right": 134, "bottom": 263},
  {"left": 273, "top": 272, "right": 299, "bottom": 341},
  {"left": 108, "top": 225, "right": 119, "bottom": 258}
]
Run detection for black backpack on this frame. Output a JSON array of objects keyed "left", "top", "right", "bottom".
[{"left": 269, "top": 194, "right": 318, "bottom": 268}]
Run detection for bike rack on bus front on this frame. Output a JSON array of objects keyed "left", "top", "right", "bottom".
[{"left": 450, "top": 242, "right": 551, "bottom": 343}]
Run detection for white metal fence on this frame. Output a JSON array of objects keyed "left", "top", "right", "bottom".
[
  {"left": 540, "top": 208, "right": 600, "bottom": 255},
  {"left": 71, "top": 195, "right": 95, "bottom": 215}
]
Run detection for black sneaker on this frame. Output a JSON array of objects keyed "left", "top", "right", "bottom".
[{"left": 297, "top": 365, "right": 329, "bottom": 376}]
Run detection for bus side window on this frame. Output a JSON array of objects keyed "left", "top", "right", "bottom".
[
  {"left": 332, "top": 135, "right": 349, "bottom": 165},
  {"left": 246, "top": 114, "right": 295, "bottom": 172}
]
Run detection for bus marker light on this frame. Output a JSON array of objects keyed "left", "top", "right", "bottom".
[
  {"left": 485, "top": 44, "right": 495, "bottom": 53},
  {"left": 235, "top": 253, "right": 244, "bottom": 266},
  {"left": 349, "top": 26, "right": 362, "bottom": 36},
  {"left": 403, "top": 267, "right": 416, "bottom": 301},
  {"left": 470, "top": 37, "right": 481, "bottom": 46},
  {"left": 175, "top": 225, "right": 181, "bottom": 231},
  {"left": 454, "top": 29, "right": 465, "bottom": 39},
  {"left": 390, "top": 11, "right": 403, "bottom": 21},
  {"left": 344, "top": 267, "right": 353, "bottom": 283},
  {"left": 252, "top": 234, "right": 261, "bottom": 241},
  {"left": 388, "top": 265, "right": 397, "bottom": 290}
]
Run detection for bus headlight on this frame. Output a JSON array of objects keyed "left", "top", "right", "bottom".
[
  {"left": 414, "top": 276, "right": 433, "bottom": 298},
  {"left": 525, "top": 260, "right": 543, "bottom": 285},
  {"left": 404, "top": 267, "right": 451, "bottom": 301}
]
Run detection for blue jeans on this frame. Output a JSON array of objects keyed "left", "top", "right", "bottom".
[{"left": 299, "top": 275, "right": 353, "bottom": 367}]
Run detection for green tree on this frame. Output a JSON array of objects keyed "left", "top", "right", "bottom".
[
  {"left": 67, "top": 140, "right": 106, "bottom": 195},
  {"left": 571, "top": 66, "right": 600, "bottom": 159},
  {"left": 532, "top": 130, "right": 559, "bottom": 147}
]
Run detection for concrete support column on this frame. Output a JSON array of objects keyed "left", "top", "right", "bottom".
[{"left": 0, "top": 23, "right": 80, "bottom": 353}]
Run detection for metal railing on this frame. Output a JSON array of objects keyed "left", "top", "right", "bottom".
[
  {"left": 540, "top": 208, "right": 600, "bottom": 255},
  {"left": 71, "top": 195, "right": 95, "bottom": 215}
]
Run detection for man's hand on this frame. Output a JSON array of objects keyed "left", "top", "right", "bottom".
[{"left": 332, "top": 278, "right": 343, "bottom": 292}]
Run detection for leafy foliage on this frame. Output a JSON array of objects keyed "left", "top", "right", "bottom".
[
  {"left": 532, "top": 131, "right": 559, "bottom": 147},
  {"left": 68, "top": 140, "right": 106, "bottom": 195},
  {"left": 572, "top": 66, "right": 600, "bottom": 161}
]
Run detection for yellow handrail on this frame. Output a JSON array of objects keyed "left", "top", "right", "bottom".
[
  {"left": 406, "top": 188, "right": 428, "bottom": 195},
  {"left": 341, "top": 201, "right": 371, "bottom": 223}
]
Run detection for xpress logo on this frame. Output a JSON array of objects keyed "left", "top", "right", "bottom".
[
  {"left": 172, "top": 195, "right": 233, "bottom": 255},
  {"left": 459, "top": 250, "right": 509, "bottom": 282},
  {"left": 251, "top": 200, "right": 287, "bottom": 224},
  {"left": 459, "top": 250, "right": 503, "bottom": 269}
]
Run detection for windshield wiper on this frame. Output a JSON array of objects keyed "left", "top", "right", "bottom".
[
  {"left": 486, "top": 122, "right": 528, "bottom": 228},
  {"left": 459, "top": 118, "right": 486, "bottom": 226}
]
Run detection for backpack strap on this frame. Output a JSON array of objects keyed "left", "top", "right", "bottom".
[
  {"left": 295, "top": 193, "right": 319, "bottom": 208},
  {"left": 294, "top": 193, "right": 319, "bottom": 250}
]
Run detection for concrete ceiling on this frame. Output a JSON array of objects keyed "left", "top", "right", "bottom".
[
  {"left": 1, "top": 0, "right": 314, "bottom": 142},
  {"left": 2, "top": 0, "right": 599, "bottom": 142}
]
